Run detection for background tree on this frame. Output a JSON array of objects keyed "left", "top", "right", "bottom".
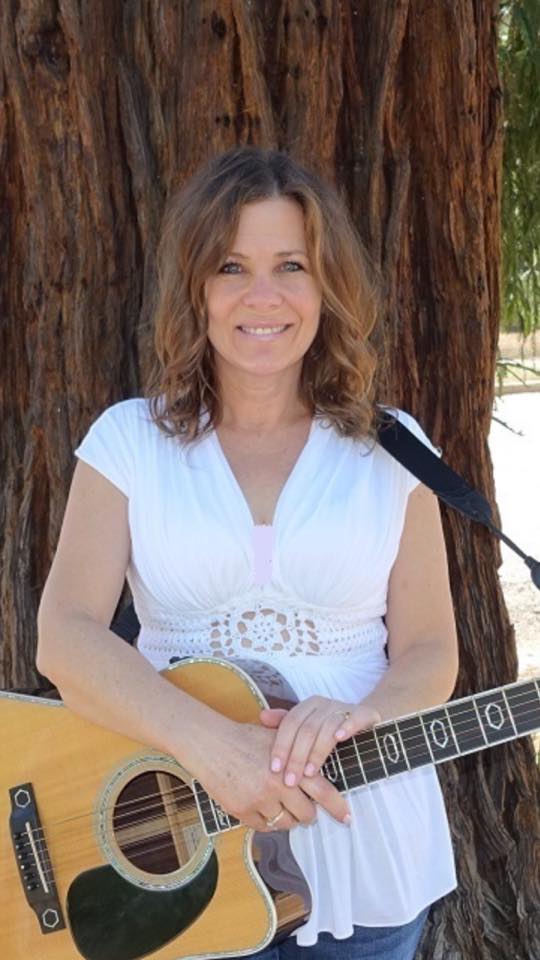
[
  {"left": 499, "top": 0, "right": 540, "bottom": 336},
  {"left": 1, "top": 1, "right": 538, "bottom": 958}
]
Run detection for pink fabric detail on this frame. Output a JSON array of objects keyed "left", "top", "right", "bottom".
[{"left": 252, "top": 524, "right": 274, "bottom": 586}]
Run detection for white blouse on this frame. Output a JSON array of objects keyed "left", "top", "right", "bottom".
[{"left": 75, "top": 398, "right": 456, "bottom": 945}]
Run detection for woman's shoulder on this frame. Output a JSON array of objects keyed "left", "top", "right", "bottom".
[
  {"left": 100, "top": 396, "right": 151, "bottom": 418},
  {"left": 92, "top": 397, "right": 154, "bottom": 432},
  {"left": 77, "top": 398, "right": 157, "bottom": 457},
  {"left": 75, "top": 398, "right": 155, "bottom": 497}
]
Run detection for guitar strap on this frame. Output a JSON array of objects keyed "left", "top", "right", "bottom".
[
  {"left": 377, "top": 410, "right": 540, "bottom": 589},
  {"left": 111, "top": 411, "right": 540, "bottom": 642}
]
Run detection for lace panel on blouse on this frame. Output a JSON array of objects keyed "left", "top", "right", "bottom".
[{"left": 138, "top": 597, "right": 386, "bottom": 662}]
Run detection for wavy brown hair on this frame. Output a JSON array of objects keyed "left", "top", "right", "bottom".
[{"left": 146, "top": 147, "right": 381, "bottom": 442}]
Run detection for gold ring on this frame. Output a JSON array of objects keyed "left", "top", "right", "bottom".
[
  {"left": 265, "top": 809, "right": 285, "bottom": 828},
  {"left": 333, "top": 710, "right": 351, "bottom": 721}
]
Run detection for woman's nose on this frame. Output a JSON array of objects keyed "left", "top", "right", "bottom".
[{"left": 242, "top": 274, "right": 284, "bottom": 310}]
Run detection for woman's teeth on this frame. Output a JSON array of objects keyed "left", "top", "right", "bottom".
[{"left": 239, "top": 325, "right": 288, "bottom": 336}]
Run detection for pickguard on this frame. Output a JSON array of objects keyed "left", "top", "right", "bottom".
[{"left": 67, "top": 853, "right": 218, "bottom": 960}]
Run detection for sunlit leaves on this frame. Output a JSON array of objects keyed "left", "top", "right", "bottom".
[{"left": 499, "top": 0, "right": 540, "bottom": 335}]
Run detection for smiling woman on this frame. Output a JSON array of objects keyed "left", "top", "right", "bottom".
[
  {"left": 36, "top": 147, "right": 459, "bottom": 960},
  {"left": 145, "top": 148, "right": 380, "bottom": 443},
  {"left": 205, "top": 198, "right": 322, "bottom": 387}
]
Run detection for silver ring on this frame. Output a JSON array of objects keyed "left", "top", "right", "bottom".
[{"left": 265, "top": 809, "right": 285, "bottom": 828}]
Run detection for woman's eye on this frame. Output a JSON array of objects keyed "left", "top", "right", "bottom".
[
  {"left": 218, "top": 259, "right": 305, "bottom": 275},
  {"left": 219, "top": 261, "right": 242, "bottom": 274},
  {"left": 281, "top": 260, "right": 303, "bottom": 272}
]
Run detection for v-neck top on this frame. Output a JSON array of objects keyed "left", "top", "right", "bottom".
[
  {"left": 75, "top": 398, "right": 456, "bottom": 944},
  {"left": 211, "top": 416, "right": 317, "bottom": 528}
]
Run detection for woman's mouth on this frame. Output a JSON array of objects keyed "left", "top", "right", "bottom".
[{"left": 237, "top": 324, "right": 291, "bottom": 339}]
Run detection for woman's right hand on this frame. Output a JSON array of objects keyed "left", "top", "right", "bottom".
[{"left": 183, "top": 715, "right": 351, "bottom": 832}]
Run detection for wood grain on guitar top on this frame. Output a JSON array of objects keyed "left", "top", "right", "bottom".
[
  {"left": 0, "top": 658, "right": 311, "bottom": 960},
  {"left": 4, "top": 656, "right": 538, "bottom": 958}
]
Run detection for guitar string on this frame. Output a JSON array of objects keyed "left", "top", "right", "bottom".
[
  {"left": 8, "top": 682, "right": 540, "bottom": 887},
  {"left": 26, "top": 703, "right": 540, "bottom": 886},
  {"left": 14, "top": 689, "right": 540, "bottom": 845},
  {"left": 18, "top": 687, "right": 540, "bottom": 852},
  {"left": 17, "top": 704, "right": 540, "bottom": 886},
  {"left": 12, "top": 830, "right": 206, "bottom": 886},
  {"left": 12, "top": 691, "right": 540, "bottom": 876}
]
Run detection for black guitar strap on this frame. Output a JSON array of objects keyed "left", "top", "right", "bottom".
[{"left": 377, "top": 411, "right": 540, "bottom": 589}]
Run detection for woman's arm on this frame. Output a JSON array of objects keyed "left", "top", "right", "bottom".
[
  {"left": 360, "top": 482, "right": 459, "bottom": 720},
  {"left": 37, "top": 461, "right": 219, "bottom": 767},
  {"left": 261, "top": 483, "right": 459, "bottom": 781},
  {"left": 37, "top": 460, "right": 347, "bottom": 830}
]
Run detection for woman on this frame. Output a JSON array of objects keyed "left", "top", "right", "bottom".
[{"left": 37, "top": 147, "right": 459, "bottom": 959}]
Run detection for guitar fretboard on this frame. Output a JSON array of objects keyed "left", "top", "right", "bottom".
[{"left": 193, "top": 677, "right": 540, "bottom": 836}]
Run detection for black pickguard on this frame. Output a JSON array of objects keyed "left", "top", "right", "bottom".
[{"left": 67, "top": 853, "right": 218, "bottom": 960}]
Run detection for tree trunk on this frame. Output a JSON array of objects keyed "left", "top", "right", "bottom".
[{"left": 1, "top": 1, "right": 538, "bottom": 956}]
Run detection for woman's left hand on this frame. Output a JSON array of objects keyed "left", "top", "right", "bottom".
[{"left": 259, "top": 697, "right": 381, "bottom": 789}]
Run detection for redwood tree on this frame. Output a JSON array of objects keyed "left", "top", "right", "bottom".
[{"left": 1, "top": 1, "right": 538, "bottom": 957}]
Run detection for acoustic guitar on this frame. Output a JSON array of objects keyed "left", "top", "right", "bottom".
[{"left": 1, "top": 656, "right": 539, "bottom": 960}]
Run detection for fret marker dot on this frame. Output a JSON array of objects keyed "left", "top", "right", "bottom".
[
  {"left": 484, "top": 702, "right": 505, "bottom": 731},
  {"left": 429, "top": 719, "right": 449, "bottom": 749}
]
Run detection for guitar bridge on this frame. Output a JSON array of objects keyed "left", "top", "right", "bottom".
[{"left": 9, "top": 782, "right": 66, "bottom": 935}]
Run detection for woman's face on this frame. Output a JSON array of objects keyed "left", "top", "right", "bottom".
[{"left": 205, "top": 197, "right": 322, "bottom": 382}]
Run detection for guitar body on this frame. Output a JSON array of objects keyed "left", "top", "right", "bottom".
[{"left": 0, "top": 658, "right": 311, "bottom": 960}]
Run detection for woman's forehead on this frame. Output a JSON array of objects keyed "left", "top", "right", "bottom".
[{"left": 230, "top": 197, "right": 307, "bottom": 252}]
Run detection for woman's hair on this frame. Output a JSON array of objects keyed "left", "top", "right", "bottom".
[{"left": 145, "top": 147, "right": 381, "bottom": 442}]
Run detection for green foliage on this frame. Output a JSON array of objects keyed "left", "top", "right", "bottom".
[
  {"left": 499, "top": 0, "right": 540, "bottom": 335},
  {"left": 495, "top": 357, "right": 539, "bottom": 395}
]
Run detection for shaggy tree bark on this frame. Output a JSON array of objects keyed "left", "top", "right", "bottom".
[{"left": 1, "top": 1, "right": 538, "bottom": 957}]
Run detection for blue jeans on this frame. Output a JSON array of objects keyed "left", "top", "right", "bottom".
[{"left": 241, "top": 907, "right": 430, "bottom": 960}]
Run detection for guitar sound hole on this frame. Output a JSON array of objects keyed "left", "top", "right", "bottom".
[{"left": 112, "top": 771, "right": 205, "bottom": 876}]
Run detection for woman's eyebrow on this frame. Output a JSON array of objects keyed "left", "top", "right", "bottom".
[{"left": 228, "top": 249, "right": 308, "bottom": 258}]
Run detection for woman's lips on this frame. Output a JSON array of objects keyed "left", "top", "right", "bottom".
[{"left": 236, "top": 324, "right": 291, "bottom": 339}]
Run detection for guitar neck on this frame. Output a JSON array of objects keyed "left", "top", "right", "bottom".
[{"left": 194, "top": 676, "right": 540, "bottom": 835}]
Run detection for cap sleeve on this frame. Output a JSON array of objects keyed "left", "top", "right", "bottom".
[
  {"left": 393, "top": 409, "right": 443, "bottom": 496},
  {"left": 74, "top": 401, "right": 135, "bottom": 497}
]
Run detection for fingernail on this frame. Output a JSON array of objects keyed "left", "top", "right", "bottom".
[
  {"left": 335, "top": 728, "right": 347, "bottom": 739},
  {"left": 271, "top": 757, "right": 282, "bottom": 773},
  {"left": 304, "top": 763, "right": 316, "bottom": 776},
  {"left": 343, "top": 813, "right": 352, "bottom": 826},
  {"left": 285, "top": 772, "right": 296, "bottom": 787}
]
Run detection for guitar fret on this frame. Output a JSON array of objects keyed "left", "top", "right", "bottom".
[
  {"left": 192, "top": 782, "right": 219, "bottom": 834},
  {"left": 397, "top": 716, "right": 433, "bottom": 769},
  {"left": 506, "top": 680, "right": 540, "bottom": 734},
  {"left": 192, "top": 782, "right": 239, "bottom": 836},
  {"left": 350, "top": 736, "right": 368, "bottom": 785},
  {"left": 373, "top": 729, "right": 389, "bottom": 778},
  {"left": 472, "top": 697, "right": 489, "bottom": 745},
  {"left": 395, "top": 723, "right": 411, "bottom": 771},
  {"left": 446, "top": 698, "right": 485, "bottom": 753},
  {"left": 418, "top": 714, "right": 436, "bottom": 763},
  {"left": 323, "top": 751, "right": 348, "bottom": 792},
  {"left": 204, "top": 799, "right": 220, "bottom": 834},
  {"left": 474, "top": 690, "right": 515, "bottom": 744},
  {"left": 444, "top": 706, "right": 460, "bottom": 754},
  {"left": 352, "top": 729, "right": 387, "bottom": 783},
  {"left": 209, "top": 798, "right": 229, "bottom": 831},
  {"left": 214, "top": 799, "right": 239, "bottom": 832},
  {"left": 375, "top": 721, "right": 409, "bottom": 774},
  {"left": 423, "top": 708, "right": 459, "bottom": 761},
  {"left": 334, "top": 749, "right": 349, "bottom": 790},
  {"left": 501, "top": 689, "right": 518, "bottom": 737}
]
